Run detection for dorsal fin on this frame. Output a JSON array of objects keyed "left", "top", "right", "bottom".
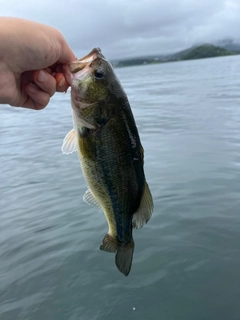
[{"left": 132, "top": 182, "right": 153, "bottom": 229}]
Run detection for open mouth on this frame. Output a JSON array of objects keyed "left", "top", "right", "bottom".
[
  {"left": 68, "top": 48, "right": 105, "bottom": 109},
  {"left": 64, "top": 48, "right": 105, "bottom": 87},
  {"left": 69, "top": 48, "right": 104, "bottom": 74},
  {"left": 67, "top": 48, "right": 105, "bottom": 84}
]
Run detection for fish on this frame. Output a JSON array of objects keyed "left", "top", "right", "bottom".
[{"left": 62, "top": 48, "right": 153, "bottom": 276}]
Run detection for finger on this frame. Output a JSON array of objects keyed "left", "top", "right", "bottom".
[
  {"left": 45, "top": 67, "right": 53, "bottom": 74},
  {"left": 23, "top": 83, "right": 50, "bottom": 110},
  {"left": 32, "top": 70, "right": 56, "bottom": 97},
  {"left": 50, "top": 63, "right": 72, "bottom": 87},
  {"left": 55, "top": 73, "right": 69, "bottom": 93}
]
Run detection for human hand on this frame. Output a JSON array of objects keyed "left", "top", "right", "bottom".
[{"left": 0, "top": 18, "right": 76, "bottom": 110}]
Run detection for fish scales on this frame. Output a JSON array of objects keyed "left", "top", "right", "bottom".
[
  {"left": 77, "top": 104, "right": 144, "bottom": 244},
  {"left": 62, "top": 48, "right": 153, "bottom": 276}
]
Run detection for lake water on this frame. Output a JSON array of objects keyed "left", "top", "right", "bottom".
[{"left": 1, "top": 55, "right": 240, "bottom": 320}]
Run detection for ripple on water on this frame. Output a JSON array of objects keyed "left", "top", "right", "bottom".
[{"left": 1, "top": 56, "right": 240, "bottom": 320}]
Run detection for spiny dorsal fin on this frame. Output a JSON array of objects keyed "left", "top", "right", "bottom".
[
  {"left": 61, "top": 129, "right": 77, "bottom": 154},
  {"left": 83, "top": 189, "right": 101, "bottom": 208},
  {"left": 132, "top": 181, "right": 153, "bottom": 229}
]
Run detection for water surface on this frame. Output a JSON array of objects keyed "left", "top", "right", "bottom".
[{"left": 1, "top": 55, "right": 240, "bottom": 320}]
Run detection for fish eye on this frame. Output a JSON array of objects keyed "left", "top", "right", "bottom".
[{"left": 95, "top": 69, "right": 104, "bottom": 80}]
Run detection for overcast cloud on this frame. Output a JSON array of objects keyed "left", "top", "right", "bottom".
[{"left": 2, "top": 0, "right": 240, "bottom": 59}]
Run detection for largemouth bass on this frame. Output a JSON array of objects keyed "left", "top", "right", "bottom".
[{"left": 62, "top": 48, "right": 153, "bottom": 276}]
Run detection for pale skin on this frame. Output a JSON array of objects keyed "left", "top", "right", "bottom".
[{"left": 0, "top": 17, "right": 76, "bottom": 110}]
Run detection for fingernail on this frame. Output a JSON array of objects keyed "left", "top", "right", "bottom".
[
  {"left": 37, "top": 70, "right": 47, "bottom": 83},
  {"left": 28, "top": 83, "right": 37, "bottom": 93},
  {"left": 58, "top": 77, "right": 66, "bottom": 87}
]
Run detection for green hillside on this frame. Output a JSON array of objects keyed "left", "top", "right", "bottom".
[
  {"left": 113, "top": 43, "right": 240, "bottom": 68},
  {"left": 181, "top": 45, "right": 233, "bottom": 60}
]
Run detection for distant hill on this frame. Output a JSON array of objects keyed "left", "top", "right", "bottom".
[
  {"left": 116, "top": 58, "right": 155, "bottom": 67},
  {"left": 113, "top": 41, "right": 240, "bottom": 68},
  {"left": 181, "top": 45, "right": 233, "bottom": 60},
  {"left": 170, "top": 47, "right": 196, "bottom": 60},
  {"left": 215, "top": 39, "right": 240, "bottom": 52}
]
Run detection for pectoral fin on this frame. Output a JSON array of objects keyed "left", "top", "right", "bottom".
[
  {"left": 83, "top": 189, "right": 101, "bottom": 208},
  {"left": 61, "top": 129, "right": 77, "bottom": 154},
  {"left": 132, "top": 181, "right": 153, "bottom": 229}
]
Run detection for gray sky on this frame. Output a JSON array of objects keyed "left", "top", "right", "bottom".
[{"left": 2, "top": 0, "right": 240, "bottom": 59}]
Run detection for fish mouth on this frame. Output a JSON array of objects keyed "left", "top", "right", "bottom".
[
  {"left": 69, "top": 48, "right": 105, "bottom": 74},
  {"left": 66, "top": 48, "right": 106, "bottom": 108},
  {"left": 63, "top": 48, "right": 105, "bottom": 85}
]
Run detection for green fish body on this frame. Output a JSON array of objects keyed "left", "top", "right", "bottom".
[{"left": 62, "top": 48, "right": 153, "bottom": 276}]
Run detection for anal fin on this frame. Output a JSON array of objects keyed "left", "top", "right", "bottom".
[{"left": 100, "top": 234, "right": 118, "bottom": 253}]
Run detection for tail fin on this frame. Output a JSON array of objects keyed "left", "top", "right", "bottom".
[
  {"left": 115, "top": 240, "right": 134, "bottom": 276},
  {"left": 100, "top": 234, "right": 135, "bottom": 276}
]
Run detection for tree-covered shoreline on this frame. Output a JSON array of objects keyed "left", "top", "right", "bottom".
[{"left": 113, "top": 44, "right": 240, "bottom": 68}]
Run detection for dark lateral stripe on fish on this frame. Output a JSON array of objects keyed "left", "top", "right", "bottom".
[
  {"left": 94, "top": 139, "right": 133, "bottom": 243},
  {"left": 102, "top": 168, "right": 132, "bottom": 243}
]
